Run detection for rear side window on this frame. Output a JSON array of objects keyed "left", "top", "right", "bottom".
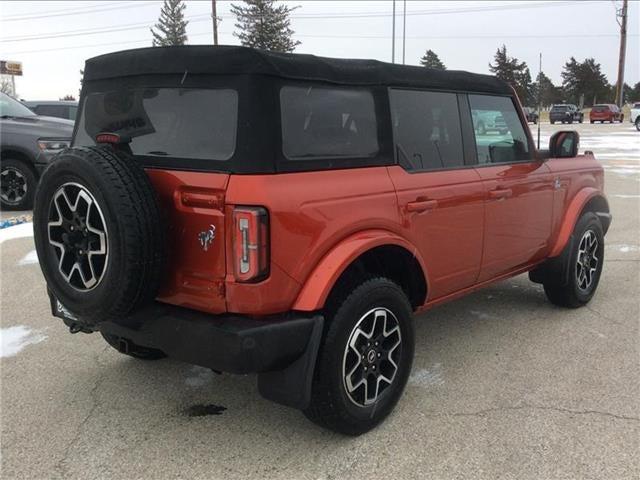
[
  {"left": 280, "top": 86, "right": 379, "bottom": 160},
  {"left": 390, "top": 89, "right": 464, "bottom": 171},
  {"left": 35, "top": 104, "right": 67, "bottom": 119},
  {"left": 469, "top": 94, "right": 531, "bottom": 164},
  {"left": 75, "top": 88, "right": 238, "bottom": 161}
]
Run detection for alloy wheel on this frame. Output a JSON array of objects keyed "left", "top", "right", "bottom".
[
  {"left": 47, "top": 182, "right": 108, "bottom": 291},
  {"left": 342, "top": 307, "right": 402, "bottom": 407},
  {"left": 1, "top": 167, "right": 27, "bottom": 206},
  {"left": 576, "top": 229, "right": 599, "bottom": 292}
]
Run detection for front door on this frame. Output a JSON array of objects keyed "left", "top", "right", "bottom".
[
  {"left": 387, "top": 89, "right": 485, "bottom": 300},
  {"left": 467, "top": 94, "right": 554, "bottom": 281}
]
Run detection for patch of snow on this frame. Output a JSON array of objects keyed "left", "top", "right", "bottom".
[
  {"left": 0, "top": 222, "right": 33, "bottom": 244},
  {"left": 185, "top": 365, "right": 216, "bottom": 387},
  {"left": 409, "top": 363, "right": 444, "bottom": 388},
  {"left": 469, "top": 310, "right": 492, "bottom": 320},
  {"left": 0, "top": 326, "right": 47, "bottom": 358},
  {"left": 607, "top": 244, "right": 640, "bottom": 253},
  {"left": 18, "top": 249, "right": 38, "bottom": 266}
]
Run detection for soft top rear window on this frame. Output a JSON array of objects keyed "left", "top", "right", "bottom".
[{"left": 74, "top": 87, "right": 238, "bottom": 161}]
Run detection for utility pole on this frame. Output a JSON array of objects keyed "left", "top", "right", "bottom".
[
  {"left": 212, "top": 0, "right": 219, "bottom": 45},
  {"left": 402, "top": 0, "right": 406, "bottom": 64},
  {"left": 615, "top": 0, "right": 628, "bottom": 107},
  {"left": 391, "top": 0, "right": 396, "bottom": 63}
]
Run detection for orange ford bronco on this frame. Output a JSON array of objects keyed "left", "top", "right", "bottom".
[{"left": 33, "top": 46, "right": 611, "bottom": 435}]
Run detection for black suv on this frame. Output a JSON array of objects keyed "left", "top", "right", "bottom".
[
  {"left": 549, "top": 104, "right": 584, "bottom": 124},
  {"left": 1, "top": 93, "right": 73, "bottom": 209}
]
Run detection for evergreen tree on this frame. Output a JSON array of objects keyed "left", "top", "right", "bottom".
[
  {"left": 561, "top": 57, "right": 610, "bottom": 106},
  {"left": 532, "top": 71, "right": 562, "bottom": 107},
  {"left": 419, "top": 49, "right": 446, "bottom": 70},
  {"left": 629, "top": 82, "right": 640, "bottom": 102},
  {"left": 488, "top": 45, "right": 533, "bottom": 105},
  {"left": 231, "top": 0, "right": 300, "bottom": 52},
  {"left": 151, "top": 0, "right": 188, "bottom": 47}
]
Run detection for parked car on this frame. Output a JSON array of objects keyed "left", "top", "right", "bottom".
[
  {"left": 23, "top": 100, "right": 78, "bottom": 121},
  {"left": 589, "top": 104, "right": 624, "bottom": 123},
  {"left": 522, "top": 106, "right": 539, "bottom": 124},
  {"left": 630, "top": 102, "right": 640, "bottom": 131},
  {"left": 0, "top": 92, "right": 73, "bottom": 210},
  {"left": 472, "top": 109, "right": 509, "bottom": 134},
  {"left": 33, "top": 46, "right": 611, "bottom": 436},
  {"left": 549, "top": 104, "right": 584, "bottom": 124}
]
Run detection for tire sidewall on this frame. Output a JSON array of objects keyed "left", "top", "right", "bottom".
[
  {"left": 321, "top": 279, "right": 414, "bottom": 430},
  {"left": 34, "top": 152, "right": 126, "bottom": 319},
  {"left": 568, "top": 213, "right": 605, "bottom": 304}
]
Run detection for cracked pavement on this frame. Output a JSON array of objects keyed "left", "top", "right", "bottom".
[{"left": 1, "top": 122, "right": 639, "bottom": 479}]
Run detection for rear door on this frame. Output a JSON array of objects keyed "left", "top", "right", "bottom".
[
  {"left": 467, "top": 94, "right": 554, "bottom": 281},
  {"left": 74, "top": 86, "right": 240, "bottom": 313},
  {"left": 387, "top": 89, "right": 485, "bottom": 300}
]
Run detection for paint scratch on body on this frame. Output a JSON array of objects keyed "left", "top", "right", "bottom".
[{"left": 0, "top": 326, "right": 47, "bottom": 358}]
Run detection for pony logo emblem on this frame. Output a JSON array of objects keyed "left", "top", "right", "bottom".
[{"left": 198, "top": 225, "right": 216, "bottom": 251}]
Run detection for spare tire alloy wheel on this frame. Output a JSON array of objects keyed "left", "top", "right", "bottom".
[
  {"left": 48, "top": 183, "right": 108, "bottom": 291},
  {"left": 1, "top": 166, "right": 27, "bottom": 207},
  {"left": 343, "top": 307, "right": 402, "bottom": 407}
]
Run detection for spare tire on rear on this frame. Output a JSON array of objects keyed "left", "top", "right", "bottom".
[{"left": 33, "top": 146, "right": 165, "bottom": 326}]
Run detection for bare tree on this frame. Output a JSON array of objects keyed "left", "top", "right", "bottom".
[{"left": 1, "top": 76, "right": 15, "bottom": 96}]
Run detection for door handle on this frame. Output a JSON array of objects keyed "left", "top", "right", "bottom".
[
  {"left": 406, "top": 199, "right": 438, "bottom": 213},
  {"left": 488, "top": 188, "right": 513, "bottom": 200}
]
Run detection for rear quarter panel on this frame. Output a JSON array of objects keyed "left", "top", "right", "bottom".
[{"left": 224, "top": 166, "right": 402, "bottom": 315}]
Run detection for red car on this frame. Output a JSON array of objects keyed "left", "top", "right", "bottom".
[
  {"left": 590, "top": 104, "right": 624, "bottom": 123},
  {"left": 33, "top": 46, "right": 611, "bottom": 435}
]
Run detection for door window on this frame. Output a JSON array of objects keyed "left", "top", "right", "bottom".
[
  {"left": 469, "top": 94, "right": 531, "bottom": 164},
  {"left": 389, "top": 89, "right": 464, "bottom": 171}
]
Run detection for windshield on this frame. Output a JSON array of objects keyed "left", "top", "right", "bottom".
[
  {"left": 552, "top": 105, "right": 569, "bottom": 111},
  {"left": 75, "top": 87, "right": 238, "bottom": 161},
  {"left": 0, "top": 92, "right": 36, "bottom": 117}
]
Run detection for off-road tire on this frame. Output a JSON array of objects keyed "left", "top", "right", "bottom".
[
  {"left": 33, "top": 146, "right": 165, "bottom": 325},
  {"left": 304, "top": 277, "right": 415, "bottom": 436},
  {"left": 101, "top": 333, "right": 166, "bottom": 360},
  {"left": 543, "top": 212, "right": 604, "bottom": 308},
  {"left": 1, "top": 158, "right": 36, "bottom": 210}
]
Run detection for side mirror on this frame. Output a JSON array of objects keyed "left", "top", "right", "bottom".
[{"left": 549, "top": 130, "right": 579, "bottom": 158}]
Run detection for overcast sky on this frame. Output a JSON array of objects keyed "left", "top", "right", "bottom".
[{"left": 0, "top": 0, "right": 638, "bottom": 100}]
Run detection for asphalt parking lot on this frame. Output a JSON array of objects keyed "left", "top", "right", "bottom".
[{"left": 1, "top": 122, "right": 638, "bottom": 479}]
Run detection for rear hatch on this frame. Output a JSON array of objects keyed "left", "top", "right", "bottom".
[{"left": 73, "top": 85, "right": 239, "bottom": 314}]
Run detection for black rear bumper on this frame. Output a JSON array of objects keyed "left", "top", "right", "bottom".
[{"left": 50, "top": 294, "right": 324, "bottom": 409}]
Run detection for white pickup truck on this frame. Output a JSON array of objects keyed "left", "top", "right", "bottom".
[{"left": 631, "top": 102, "right": 640, "bottom": 131}]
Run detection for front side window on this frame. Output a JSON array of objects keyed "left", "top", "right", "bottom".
[
  {"left": 469, "top": 94, "right": 531, "bottom": 164},
  {"left": 390, "top": 89, "right": 464, "bottom": 171},
  {"left": 280, "top": 86, "right": 379, "bottom": 160},
  {"left": 75, "top": 88, "right": 238, "bottom": 161}
]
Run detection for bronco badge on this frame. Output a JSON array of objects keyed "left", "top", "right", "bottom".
[{"left": 198, "top": 225, "right": 216, "bottom": 251}]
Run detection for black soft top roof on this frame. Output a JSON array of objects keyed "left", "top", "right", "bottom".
[{"left": 83, "top": 45, "right": 511, "bottom": 95}]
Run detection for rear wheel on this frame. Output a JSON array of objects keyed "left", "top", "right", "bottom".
[
  {"left": 1, "top": 159, "right": 36, "bottom": 210},
  {"left": 543, "top": 212, "right": 604, "bottom": 308},
  {"left": 304, "top": 277, "right": 414, "bottom": 436},
  {"left": 101, "top": 333, "right": 166, "bottom": 360},
  {"left": 635, "top": 117, "right": 640, "bottom": 131}
]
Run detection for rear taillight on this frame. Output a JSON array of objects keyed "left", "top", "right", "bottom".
[{"left": 233, "top": 206, "right": 269, "bottom": 282}]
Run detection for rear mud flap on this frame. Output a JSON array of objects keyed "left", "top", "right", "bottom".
[{"left": 258, "top": 316, "right": 324, "bottom": 410}]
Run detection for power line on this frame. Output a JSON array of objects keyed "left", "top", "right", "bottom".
[
  {"left": 1, "top": 1, "right": 160, "bottom": 22},
  {"left": 4, "top": 32, "right": 635, "bottom": 57},
  {"left": 1, "top": 0, "right": 584, "bottom": 43}
]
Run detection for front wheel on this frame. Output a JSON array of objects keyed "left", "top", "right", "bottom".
[
  {"left": 543, "top": 212, "right": 604, "bottom": 308},
  {"left": 304, "top": 277, "right": 414, "bottom": 436},
  {"left": 1, "top": 159, "right": 36, "bottom": 210}
]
